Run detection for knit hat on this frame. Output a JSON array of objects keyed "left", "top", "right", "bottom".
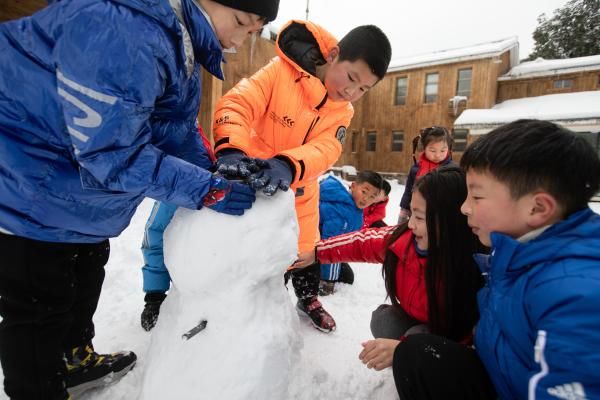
[{"left": 213, "top": 0, "right": 279, "bottom": 22}]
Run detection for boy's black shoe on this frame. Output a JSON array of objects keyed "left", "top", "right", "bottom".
[
  {"left": 338, "top": 263, "right": 354, "bottom": 285},
  {"left": 65, "top": 343, "right": 137, "bottom": 398},
  {"left": 318, "top": 280, "right": 336, "bottom": 296},
  {"left": 296, "top": 296, "right": 336, "bottom": 333},
  {"left": 141, "top": 292, "right": 167, "bottom": 331}
]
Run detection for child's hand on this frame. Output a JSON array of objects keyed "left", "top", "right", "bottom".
[
  {"left": 288, "top": 250, "right": 316, "bottom": 270},
  {"left": 359, "top": 339, "right": 400, "bottom": 371}
]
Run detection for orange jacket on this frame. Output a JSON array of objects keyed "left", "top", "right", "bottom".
[{"left": 213, "top": 20, "right": 353, "bottom": 252}]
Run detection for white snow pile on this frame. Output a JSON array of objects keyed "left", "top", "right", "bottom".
[{"left": 140, "top": 191, "right": 301, "bottom": 399}]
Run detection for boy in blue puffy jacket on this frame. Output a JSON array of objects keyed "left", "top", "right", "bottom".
[
  {"left": 317, "top": 171, "right": 383, "bottom": 296},
  {"left": 0, "top": 0, "right": 278, "bottom": 398},
  {"left": 387, "top": 120, "right": 600, "bottom": 400}
]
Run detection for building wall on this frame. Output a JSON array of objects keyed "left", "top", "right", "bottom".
[
  {"left": 339, "top": 50, "right": 513, "bottom": 174},
  {"left": 497, "top": 70, "right": 600, "bottom": 102}
]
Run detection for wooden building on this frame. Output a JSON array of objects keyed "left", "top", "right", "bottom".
[
  {"left": 338, "top": 38, "right": 519, "bottom": 175},
  {"left": 455, "top": 55, "right": 600, "bottom": 148}
]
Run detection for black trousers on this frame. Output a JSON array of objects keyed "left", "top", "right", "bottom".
[
  {"left": 393, "top": 334, "right": 496, "bottom": 400},
  {"left": 0, "top": 233, "right": 109, "bottom": 400},
  {"left": 285, "top": 262, "right": 320, "bottom": 300}
]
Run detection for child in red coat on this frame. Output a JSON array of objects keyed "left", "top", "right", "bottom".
[
  {"left": 362, "top": 179, "right": 391, "bottom": 228},
  {"left": 293, "top": 166, "right": 486, "bottom": 397}
]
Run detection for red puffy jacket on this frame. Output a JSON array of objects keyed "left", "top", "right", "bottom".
[{"left": 317, "top": 226, "right": 429, "bottom": 323}]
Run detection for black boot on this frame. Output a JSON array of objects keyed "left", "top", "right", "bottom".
[
  {"left": 141, "top": 292, "right": 167, "bottom": 331},
  {"left": 338, "top": 263, "right": 354, "bottom": 284},
  {"left": 65, "top": 342, "right": 137, "bottom": 398},
  {"left": 296, "top": 296, "right": 336, "bottom": 333}
]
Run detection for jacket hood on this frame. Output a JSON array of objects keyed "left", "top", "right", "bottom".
[
  {"left": 489, "top": 208, "right": 600, "bottom": 274},
  {"left": 320, "top": 176, "right": 356, "bottom": 207},
  {"left": 276, "top": 20, "right": 337, "bottom": 76},
  {"left": 275, "top": 20, "right": 347, "bottom": 110},
  {"left": 111, "top": 0, "right": 224, "bottom": 78}
]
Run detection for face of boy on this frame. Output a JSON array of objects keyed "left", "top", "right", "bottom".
[
  {"left": 424, "top": 140, "right": 449, "bottom": 164},
  {"left": 323, "top": 49, "right": 379, "bottom": 103},
  {"left": 408, "top": 189, "right": 428, "bottom": 251},
  {"left": 461, "top": 169, "right": 532, "bottom": 247},
  {"left": 351, "top": 182, "right": 380, "bottom": 209},
  {"left": 201, "top": 1, "right": 264, "bottom": 50}
]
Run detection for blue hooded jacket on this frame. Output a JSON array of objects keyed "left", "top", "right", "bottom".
[
  {"left": 318, "top": 175, "right": 363, "bottom": 281},
  {"left": 0, "top": 0, "right": 222, "bottom": 243},
  {"left": 474, "top": 208, "right": 600, "bottom": 399}
]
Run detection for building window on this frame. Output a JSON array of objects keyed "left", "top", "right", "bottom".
[
  {"left": 394, "top": 77, "right": 408, "bottom": 105},
  {"left": 453, "top": 129, "right": 468, "bottom": 152},
  {"left": 366, "top": 131, "right": 377, "bottom": 152},
  {"left": 553, "top": 79, "right": 573, "bottom": 89},
  {"left": 391, "top": 131, "right": 404, "bottom": 152},
  {"left": 424, "top": 72, "right": 439, "bottom": 103},
  {"left": 456, "top": 68, "right": 472, "bottom": 97},
  {"left": 351, "top": 131, "right": 359, "bottom": 153}
]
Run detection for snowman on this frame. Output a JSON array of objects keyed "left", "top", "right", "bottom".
[{"left": 139, "top": 191, "right": 302, "bottom": 399}]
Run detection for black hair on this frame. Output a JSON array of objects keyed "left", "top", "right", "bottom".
[
  {"left": 355, "top": 170, "right": 384, "bottom": 191},
  {"left": 381, "top": 179, "right": 391, "bottom": 196},
  {"left": 412, "top": 126, "right": 453, "bottom": 164},
  {"left": 381, "top": 166, "right": 484, "bottom": 341},
  {"left": 461, "top": 119, "right": 600, "bottom": 217},
  {"left": 337, "top": 25, "right": 391, "bottom": 81}
]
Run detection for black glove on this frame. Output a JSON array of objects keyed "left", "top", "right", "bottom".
[
  {"left": 202, "top": 175, "right": 256, "bottom": 215},
  {"left": 141, "top": 292, "right": 167, "bottom": 331},
  {"left": 216, "top": 150, "right": 261, "bottom": 179},
  {"left": 247, "top": 157, "right": 294, "bottom": 196}
]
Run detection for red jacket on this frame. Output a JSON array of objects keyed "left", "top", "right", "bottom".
[
  {"left": 317, "top": 227, "right": 429, "bottom": 323},
  {"left": 362, "top": 199, "right": 388, "bottom": 229}
]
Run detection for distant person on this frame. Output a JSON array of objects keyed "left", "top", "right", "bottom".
[
  {"left": 0, "top": 0, "right": 277, "bottom": 397},
  {"left": 398, "top": 126, "right": 453, "bottom": 223},
  {"left": 363, "top": 179, "right": 391, "bottom": 229},
  {"left": 294, "top": 166, "right": 485, "bottom": 385},
  {"left": 317, "top": 171, "right": 384, "bottom": 297},
  {"left": 391, "top": 120, "right": 600, "bottom": 400}
]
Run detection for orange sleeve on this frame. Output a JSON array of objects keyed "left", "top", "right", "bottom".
[{"left": 213, "top": 58, "right": 279, "bottom": 154}]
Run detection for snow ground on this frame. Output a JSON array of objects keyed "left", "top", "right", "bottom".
[{"left": 0, "top": 181, "right": 599, "bottom": 399}]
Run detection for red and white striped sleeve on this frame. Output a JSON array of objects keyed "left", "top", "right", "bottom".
[{"left": 316, "top": 225, "right": 397, "bottom": 265}]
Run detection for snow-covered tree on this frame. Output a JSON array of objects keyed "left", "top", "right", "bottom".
[{"left": 528, "top": 0, "right": 600, "bottom": 60}]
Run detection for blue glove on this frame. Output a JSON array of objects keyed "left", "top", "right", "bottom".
[
  {"left": 248, "top": 157, "right": 294, "bottom": 196},
  {"left": 201, "top": 176, "right": 256, "bottom": 216},
  {"left": 216, "top": 150, "right": 260, "bottom": 179}
]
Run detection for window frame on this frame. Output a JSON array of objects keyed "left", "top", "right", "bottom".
[
  {"left": 394, "top": 76, "right": 408, "bottom": 106},
  {"left": 456, "top": 68, "right": 472, "bottom": 98},
  {"left": 366, "top": 131, "right": 377, "bottom": 152},
  {"left": 424, "top": 72, "right": 439, "bottom": 103},
  {"left": 391, "top": 130, "right": 404, "bottom": 152},
  {"left": 453, "top": 129, "right": 469, "bottom": 152},
  {"left": 553, "top": 79, "right": 573, "bottom": 89}
]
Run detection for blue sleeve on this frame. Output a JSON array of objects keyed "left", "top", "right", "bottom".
[
  {"left": 400, "top": 164, "right": 418, "bottom": 210},
  {"left": 527, "top": 272, "right": 600, "bottom": 399},
  {"left": 54, "top": 7, "right": 211, "bottom": 210}
]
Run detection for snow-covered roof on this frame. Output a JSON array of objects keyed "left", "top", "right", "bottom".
[
  {"left": 388, "top": 37, "right": 519, "bottom": 73},
  {"left": 499, "top": 55, "right": 600, "bottom": 80},
  {"left": 454, "top": 91, "right": 600, "bottom": 127}
]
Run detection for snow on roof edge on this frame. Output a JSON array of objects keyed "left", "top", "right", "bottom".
[
  {"left": 454, "top": 91, "right": 600, "bottom": 127},
  {"left": 388, "top": 37, "right": 518, "bottom": 72},
  {"left": 499, "top": 55, "right": 600, "bottom": 80}
]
